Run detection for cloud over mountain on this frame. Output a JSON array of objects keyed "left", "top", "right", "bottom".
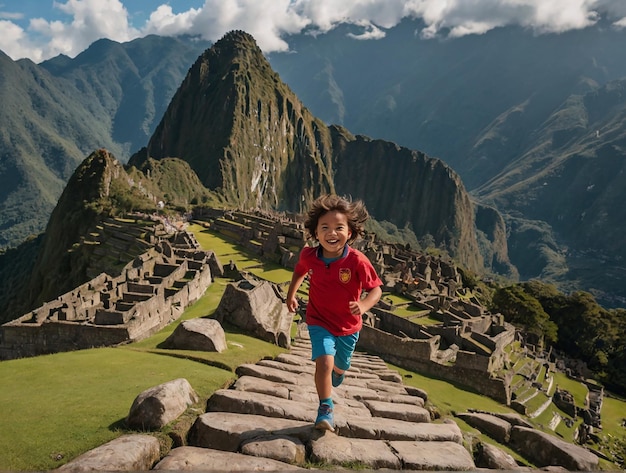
[{"left": 2, "top": 0, "right": 626, "bottom": 62}]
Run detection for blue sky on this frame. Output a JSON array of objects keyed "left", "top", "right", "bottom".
[
  {"left": 2, "top": 0, "right": 626, "bottom": 62},
  {"left": 5, "top": 1, "right": 203, "bottom": 31}
]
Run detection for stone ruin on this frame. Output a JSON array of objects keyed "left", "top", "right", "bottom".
[
  {"left": 0, "top": 229, "right": 223, "bottom": 360},
  {"left": 196, "top": 207, "right": 518, "bottom": 405},
  {"left": 194, "top": 207, "right": 606, "bottom": 439},
  {"left": 1, "top": 207, "right": 607, "bottom": 455}
]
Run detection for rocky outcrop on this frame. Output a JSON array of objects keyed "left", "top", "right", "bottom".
[
  {"left": 213, "top": 279, "right": 292, "bottom": 348},
  {"left": 162, "top": 318, "right": 227, "bottom": 352},
  {"left": 127, "top": 378, "right": 199, "bottom": 430}
]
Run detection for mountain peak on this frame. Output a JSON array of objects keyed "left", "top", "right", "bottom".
[
  {"left": 214, "top": 29, "right": 261, "bottom": 51},
  {"left": 131, "top": 31, "right": 491, "bottom": 273}
]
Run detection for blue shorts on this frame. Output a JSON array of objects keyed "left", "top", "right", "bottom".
[{"left": 308, "top": 324, "right": 359, "bottom": 371}]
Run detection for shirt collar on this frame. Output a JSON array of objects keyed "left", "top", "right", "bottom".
[{"left": 316, "top": 244, "right": 349, "bottom": 260}]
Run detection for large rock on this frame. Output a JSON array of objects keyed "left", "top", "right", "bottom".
[
  {"left": 188, "top": 412, "right": 313, "bottom": 452},
  {"left": 126, "top": 378, "right": 199, "bottom": 430},
  {"left": 457, "top": 411, "right": 512, "bottom": 443},
  {"left": 475, "top": 441, "right": 521, "bottom": 469},
  {"left": 56, "top": 434, "right": 160, "bottom": 471},
  {"left": 161, "top": 318, "right": 227, "bottom": 352},
  {"left": 213, "top": 279, "right": 292, "bottom": 347},
  {"left": 310, "top": 430, "right": 402, "bottom": 469},
  {"left": 510, "top": 425, "right": 599, "bottom": 470},
  {"left": 389, "top": 440, "right": 476, "bottom": 470},
  {"left": 154, "top": 446, "right": 303, "bottom": 470},
  {"left": 241, "top": 435, "right": 306, "bottom": 465},
  {"left": 343, "top": 417, "right": 464, "bottom": 442}
]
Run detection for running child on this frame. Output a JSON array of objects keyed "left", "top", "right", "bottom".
[{"left": 286, "top": 194, "right": 383, "bottom": 431}]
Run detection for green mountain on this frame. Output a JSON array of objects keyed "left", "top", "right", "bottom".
[
  {"left": 130, "top": 31, "right": 502, "bottom": 274},
  {"left": 0, "top": 36, "right": 210, "bottom": 249},
  {"left": 266, "top": 19, "right": 626, "bottom": 306}
]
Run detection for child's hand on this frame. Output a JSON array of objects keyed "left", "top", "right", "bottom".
[
  {"left": 349, "top": 300, "right": 363, "bottom": 316},
  {"left": 287, "top": 297, "right": 298, "bottom": 313}
]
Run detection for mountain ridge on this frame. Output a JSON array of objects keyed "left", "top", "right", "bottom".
[
  {"left": 0, "top": 30, "right": 512, "bottom": 323},
  {"left": 0, "top": 36, "right": 210, "bottom": 248}
]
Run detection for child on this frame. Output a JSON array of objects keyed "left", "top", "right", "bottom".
[{"left": 286, "top": 194, "right": 383, "bottom": 431}]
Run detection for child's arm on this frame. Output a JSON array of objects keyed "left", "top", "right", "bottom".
[
  {"left": 349, "top": 285, "right": 382, "bottom": 315},
  {"left": 286, "top": 272, "right": 307, "bottom": 313}
]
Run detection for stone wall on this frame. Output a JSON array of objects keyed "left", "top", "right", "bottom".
[
  {"left": 193, "top": 208, "right": 305, "bottom": 266},
  {"left": 0, "top": 232, "right": 215, "bottom": 360},
  {"left": 360, "top": 323, "right": 511, "bottom": 404}
]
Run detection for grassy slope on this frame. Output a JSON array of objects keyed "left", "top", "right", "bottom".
[
  {"left": 0, "top": 226, "right": 289, "bottom": 471},
  {"left": 0, "top": 224, "right": 623, "bottom": 470}
]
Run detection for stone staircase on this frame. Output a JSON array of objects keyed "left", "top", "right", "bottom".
[
  {"left": 59, "top": 328, "right": 477, "bottom": 471},
  {"left": 162, "top": 332, "right": 475, "bottom": 470}
]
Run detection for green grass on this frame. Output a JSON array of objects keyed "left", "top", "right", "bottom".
[
  {"left": 525, "top": 391, "right": 551, "bottom": 415},
  {"left": 595, "top": 394, "right": 626, "bottom": 464},
  {"left": 552, "top": 371, "right": 588, "bottom": 408},
  {"left": 384, "top": 294, "right": 413, "bottom": 305},
  {"left": 0, "top": 227, "right": 288, "bottom": 471},
  {"left": 391, "top": 365, "right": 515, "bottom": 416},
  {"left": 0, "top": 349, "right": 236, "bottom": 471}
]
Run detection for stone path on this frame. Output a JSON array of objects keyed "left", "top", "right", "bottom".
[
  {"left": 156, "top": 328, "right": 476, "bottom": 471},
  {"left": 56, "top": 325, "right": 604, "bottom": 472}
]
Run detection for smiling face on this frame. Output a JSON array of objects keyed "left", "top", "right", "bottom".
[{"left": 315, "top": 210, "right": 352, "bottom": 259}]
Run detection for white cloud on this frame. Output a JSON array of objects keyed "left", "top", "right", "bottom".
[
  {"left": 0, "top": 20, "right": 37, "bottom": 61},
  {"left": 142, "top": 5, "right": 202, "bottom": 37},
  {"left": 1, "top": 0, "right": 626, "bottom": 62},
  {"left": 614, "top": 17, "right": 626, "bottom": 28},
  {"left": 407, "top": 0, "right": 603, "bottom": 39},
  {"left": 177, "top": 0, "right": 310, "bottom": 53},
  {"left": 1, "top": 0, "right": 140, "bottom": 61},
  {"left": 0, "top": 11, "right": 24, "bottom": 20},
  {"left": 51, "top": 0, "right": 139, "bottom": 48}
]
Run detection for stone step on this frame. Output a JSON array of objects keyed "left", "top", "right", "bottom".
[
  {"left": 64, "top": 334, "right": 476, "bottom": 471},
  {"left": 175, "top": 335, "right": 475, "bottom": 470}
]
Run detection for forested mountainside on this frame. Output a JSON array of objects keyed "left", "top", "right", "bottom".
[
  {"left": 0, "top": 35, "right": 209, "bottom": 249},
  {"left": 131, "top": 31, "right": 503, "bottom": 275}
]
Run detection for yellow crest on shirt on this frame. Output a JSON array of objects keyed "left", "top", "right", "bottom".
[{"left": 339, "top": 268, "right": 351, "bottom": 283}]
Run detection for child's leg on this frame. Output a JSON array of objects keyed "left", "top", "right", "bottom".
[
  {"left": 308, "top": 325, "right": 337, "bottom": 430},
  {"left": 308, "top": 325, "right": 336, "bottom": 399},
  {"left": 332, "top": 332, "right": 359, "bottom": 386},
  {"left": 315, "top": 354, "right": 334, "bottom": 400}
]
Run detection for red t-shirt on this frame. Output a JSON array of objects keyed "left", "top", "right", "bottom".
[{"left": 294, "top": 245, "right": 382, "bottom": 336}]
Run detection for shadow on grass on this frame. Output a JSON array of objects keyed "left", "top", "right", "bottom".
[{"left": 108, "top": 418, "right": 128, "bottom": 432}]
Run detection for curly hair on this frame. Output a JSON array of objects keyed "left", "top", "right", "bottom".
[{"left": 304, "top": 194, "right": 369, "bottom": 243}]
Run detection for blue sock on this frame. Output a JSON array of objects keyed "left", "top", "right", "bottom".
[{"left": 320, "top": 397, "right": 333, "bottom": 408}]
